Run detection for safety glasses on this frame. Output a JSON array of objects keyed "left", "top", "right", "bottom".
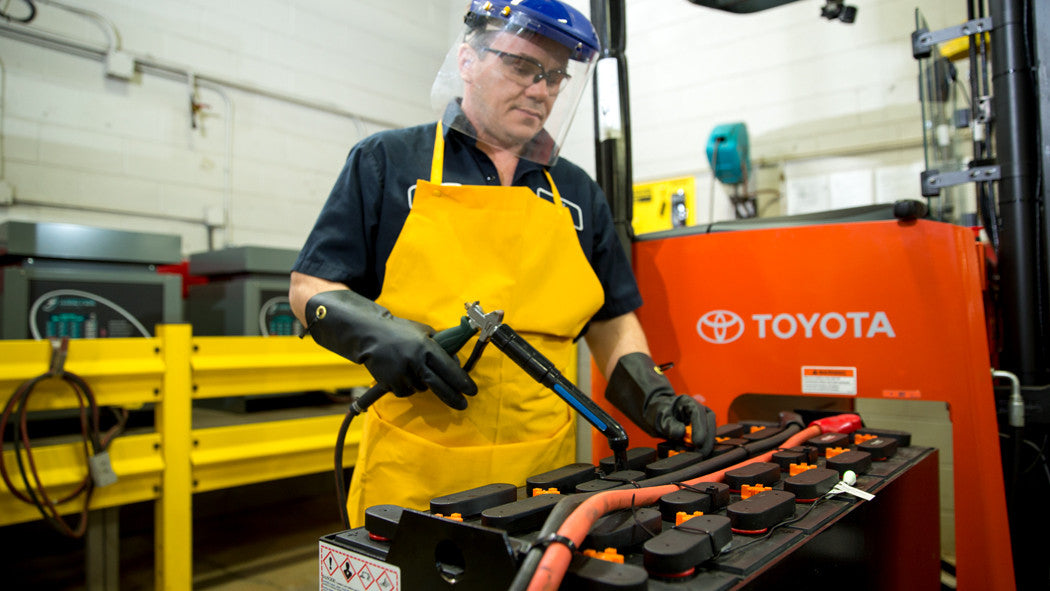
[{"left": 481, "top": 47, "right": 571, "bottom": 92}]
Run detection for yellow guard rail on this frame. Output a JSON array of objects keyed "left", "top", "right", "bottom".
[{"left": 0, "top": 324, "right": 371, "bottom": 589}]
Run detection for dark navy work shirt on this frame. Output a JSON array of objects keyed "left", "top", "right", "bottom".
[{"left": 293, "top": 104, "right": 642, "bottom": 326}]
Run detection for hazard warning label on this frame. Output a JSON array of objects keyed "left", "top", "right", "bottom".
[
  {"left": 801, "top": 366, "right": 857, "bottom": 395},
  {"left": 319, "top": 540, "right": 400, "bottom": 591}
]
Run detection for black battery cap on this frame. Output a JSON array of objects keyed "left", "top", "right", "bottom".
[
  {"left": 857, "top": 436, "right": 898, "bottom": 461},
  {"left": 429, "top": 482, "right": 518, "bottom": 518},
  {"left": 741, "top": 426, "right": 786, "bottom": 442},
  {"left": 825, "top": 450, "right": 873, "bottom": 476},
  {"left": 364, "top": 504, "right": 403, "bottom": 541},
  {"left": 856, "top": 427, "right": 911, "bottom": 447},
  {"left": 585, "top": 507, "right": 663, "bottom": 549},
  {"left": 645, "top": 451, "right": 703, "bottom": 477},
  {"left": 599, "top": 447, "right": 657, "bottom": 473},
  {"left": 526, "top": 463, "right": 596, "bottom": 496},
  {"left": 771, "top": 446, "right": 819, "bottom": 471},
  {"left": 565, "top": 552, "right": 650, "bottom": 590},
  {"left": 643, "top": 514, "right": 731, "bottom": 576},
  {"left": 689, "top": 482, "right": 731, "bottom": 510},
  {"left": 659, "top": 489, "right": 711, "bottom": 522},
  {"left": 724, "top": 462, "right": 781, "bottom": 492},
  {"left": 782, "top": 467, "right": 840, "bottom": 502},
  {"left": 576, "top": 470, "right": 647, "bottom": 493},
  {"left": 643, "top": 524, "right": 714, "bottom": 576},
  {"left": 679, "top": 513, "right": 732, "bottom": 552},
  {"left": 480, "top": 492, "right": 564, "bottom": 535},
  {"left": 726, "top": 490, "right": 797, "bottom": 533},
  {"left": 807, "top": 432, "right": 850, "bottom": 455}
]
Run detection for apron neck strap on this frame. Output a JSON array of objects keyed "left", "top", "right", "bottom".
[
  {"left": 431, "top": 122, "right": 445, "bottom": 185},
  {"left": 543, "top": 170, "right": 562, "bottom": 207},
  {"left": 430, "top": 121, "right": 561, "bottom": 207}
]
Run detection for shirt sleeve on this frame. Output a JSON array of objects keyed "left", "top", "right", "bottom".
[
  {"left": 291, "top": 141, "right": 384, "bottom": 300},
  {"left": 585, "top": 180, "right": 644, "bottom": 321}
]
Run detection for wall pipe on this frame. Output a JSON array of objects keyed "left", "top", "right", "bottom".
[
  {"left": 990, "top": 0, "right": 1048, "bottom": 385},
  {"left": 34, "top": 0, "right": 121, "bottom": 53},
  {"left": 0, "top": 20, "right": 397, "bottom": 135},
  {"left": 187, "top": 76, "right": 233, "bottom": 250},
  {"left": 4, "top": 196, "right": 214, "bottom": 226}
]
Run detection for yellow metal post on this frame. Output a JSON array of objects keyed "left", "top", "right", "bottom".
[{"left": 154, "top": 324, "right": 193, "bottom": 590}]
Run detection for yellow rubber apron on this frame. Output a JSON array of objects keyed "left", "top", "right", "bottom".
[{"left": 345, "top": 124, "right": 604, "bottom": 526}]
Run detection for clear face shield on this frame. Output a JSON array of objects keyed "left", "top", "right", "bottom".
[{"left": 431, "top": 1, "right": 599, "bottom": 166}]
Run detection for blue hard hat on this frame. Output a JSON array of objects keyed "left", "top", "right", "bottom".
[{"left": 466, "top": 0, "right": 600, "bottom": 62}]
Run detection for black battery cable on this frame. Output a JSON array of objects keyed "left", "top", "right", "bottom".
[{"left": 0, "top": 338, "right": 128, "bottom": 538}]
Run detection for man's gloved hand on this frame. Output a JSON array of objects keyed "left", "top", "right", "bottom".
[
  {"left": 304, "top": 289, "right": 477, "bottom": 410},
  {"left": 605, "top": 352, "right": 716, "bottom": 457}
]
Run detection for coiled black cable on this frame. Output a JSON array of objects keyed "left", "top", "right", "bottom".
[
  {"left": 0, "top": 0, "right": 36, "bottom": 23},
  {"left": 0, "top": 339, "right": 128, "bottom": 538}
]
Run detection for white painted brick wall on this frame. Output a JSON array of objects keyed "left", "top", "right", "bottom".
[
  {"left": 621, "top": 0, "right": 968, "bottom": 203},
  {"left": 0, "top": 0, "right": 973, "bottom": 253},
  {"left": 1, "top": 0, "right": 451, "bottom": 256}
]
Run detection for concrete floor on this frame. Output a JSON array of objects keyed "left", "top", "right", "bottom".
[{"left": 2, "top": 472, "right": 339, "bottom": 590}]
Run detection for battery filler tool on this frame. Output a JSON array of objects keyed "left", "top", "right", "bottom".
[{"left": 330, "top": 301, "right": 630, "bottom": 528}]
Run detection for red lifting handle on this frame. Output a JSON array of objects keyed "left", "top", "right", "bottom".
[{"left": 809, "top": 413, "right": 863, "bottom": 434}]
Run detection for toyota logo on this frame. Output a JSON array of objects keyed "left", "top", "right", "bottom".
[{"left": 697, "top": 310, "right": 744, "bottom": 344}]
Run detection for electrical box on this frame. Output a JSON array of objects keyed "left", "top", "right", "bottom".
[
  {"left": 632, "top": 176, "right": 695, "bottom": 235},
  {"left": 706, "top": 122, "right": 751, "bottom": 186},
  {"left": 186, "top": 246, "right": 301, "bottom": 336},
  {"left": 0, "top": 221, "right": 183, "bottom": 339}
]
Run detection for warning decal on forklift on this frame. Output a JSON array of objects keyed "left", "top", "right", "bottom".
[
  {"left": 319, "top": 540, "right": 400, "bottom": 591},
  {"left": 801, "top": 366, "right": 857, "bottom": 395}
]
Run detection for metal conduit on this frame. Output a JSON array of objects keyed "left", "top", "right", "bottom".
[{"left": 0, "top": 19, "right": 395, "bottom": 137}]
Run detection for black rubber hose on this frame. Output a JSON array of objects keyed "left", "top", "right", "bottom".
[{"left": 334, "top": 384, "right": 391, "bottom": 529}]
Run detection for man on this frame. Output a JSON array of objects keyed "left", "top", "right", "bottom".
[{"left": 290, "top": 0, "right": 715, "bottom": 528}]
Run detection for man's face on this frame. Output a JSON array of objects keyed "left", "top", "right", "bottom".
[{"left": 459, "top": 32, "right": 572, "bottom": 151}]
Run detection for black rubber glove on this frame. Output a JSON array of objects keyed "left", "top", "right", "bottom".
[
  {"left": 605, "top": 352, "right": 716, "bottom": 457},
  {"left": 304, "top": 290, "right": 477, "bottom": 410}
]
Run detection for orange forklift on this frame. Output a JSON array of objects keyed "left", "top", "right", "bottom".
[{"left": 587, "top": 1, "right": 1048, "bottom": 590}]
